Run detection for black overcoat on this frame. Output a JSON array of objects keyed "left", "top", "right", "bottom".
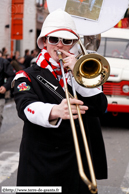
[{"left": 13, "top": 64, "right": 108, "bottom": 194}]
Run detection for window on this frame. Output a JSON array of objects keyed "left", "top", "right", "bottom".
[
  {"left": 98, "top": 38, "right": 129, "bottom": 59},
  {"left": 97, "top": 37, "right": 105, "bottom": 55}
]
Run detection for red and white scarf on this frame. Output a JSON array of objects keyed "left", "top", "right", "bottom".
[{"left": 36, "top": 47, "right": 69, "bottom": 89}]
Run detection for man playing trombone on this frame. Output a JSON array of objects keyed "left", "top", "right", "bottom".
[{"left": 13, "top": 9, "right": 107, "bottom": 194}]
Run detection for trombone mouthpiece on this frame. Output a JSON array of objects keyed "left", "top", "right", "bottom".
[
  {"left": 56, "top": 50, "right": 62, "bottom": 60},
  {"left": 56, "top": 50, "right": 61, "bottom": 55}
]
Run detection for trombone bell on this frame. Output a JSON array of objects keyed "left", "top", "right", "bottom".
[
  {"left": 73, "top": 53, "right": 110, "bottom": 88},
  {"left": 79, "top": 58, "right": 102, "bottom": 79}
]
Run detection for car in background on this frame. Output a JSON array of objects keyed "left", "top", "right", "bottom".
[{"left": 97, "top": 28, "right": 129, "bottom": 115}]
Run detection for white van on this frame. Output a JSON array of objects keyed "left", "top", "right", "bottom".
[{"left": 97, "top": 28, "right": 129, "bottom": 115}]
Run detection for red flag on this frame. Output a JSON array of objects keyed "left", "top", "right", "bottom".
[{"left": 44, "top": 0, "right": 47, "bottom": 9}]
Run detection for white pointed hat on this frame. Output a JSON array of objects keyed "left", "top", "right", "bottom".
[{"left": 37, "top": 9, "right": 79, "bottom": 49}]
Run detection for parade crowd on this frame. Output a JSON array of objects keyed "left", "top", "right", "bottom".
[
  {"left": 0, "top": 47, "right": 39, "bottom": 72},
  {"left": 0, "top": 47, "right": 39, "bottom": 100},
  {"left": 0, "top": 47, "right": 39, "bottom": 130}
]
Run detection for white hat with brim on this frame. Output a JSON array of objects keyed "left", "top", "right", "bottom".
[{"left": 37, "top": 9, "right": 79, "bottom": 49}]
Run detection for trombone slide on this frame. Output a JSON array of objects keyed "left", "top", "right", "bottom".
[{"left": 57, "top": 50, "right": 98, "bottom": 193}]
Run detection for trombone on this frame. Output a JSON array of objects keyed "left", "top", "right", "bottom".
[{"left": 56, "top": 39, "right": 110, "bottom": 194}]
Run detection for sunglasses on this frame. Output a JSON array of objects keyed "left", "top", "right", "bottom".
[{"left": 47, "top": 36, "right": 73, "bottom": 46}]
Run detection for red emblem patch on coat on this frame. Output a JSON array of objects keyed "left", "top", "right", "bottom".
[{"left": 17, "top": 82, "right": 30, "bottom": 91}]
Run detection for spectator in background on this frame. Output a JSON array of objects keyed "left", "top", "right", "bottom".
[
  {"left": 0, "top": 57, "right": 15, "bottom": 129},
  {"left": 11, "top": 51, "right": 24, "bottom": 72},
  {"left": 24, "top": 49, "right": 30, "bottom": 59},
  {"left": 18, "top": 57, "right": 25, "bottom": 69},
  {"left": 30, "top": 49, "right": 35, "bottom": 58},
  {"left": 14, "top": 50, "right": 20, "bottom": 60},
  {"left": 31, "top": 49, "right": 39, "bottom": 58},
  {"left": 6, "top": 53, "right": 12, "bottom": 62},
  {"left": 2, "top": 54, "right": 7, "bottom": 59},
  {"left": 24, "top": 49, "right": 39, "bottom": 69},
  {"left": 2, "top": 47, "right": 8, "bottom": 56},
  {"left": 23, "top": 49, "right": 32, "bottom": 68},
  {"left": 30, "top": 49, "right": 40, "bottom": 66}
]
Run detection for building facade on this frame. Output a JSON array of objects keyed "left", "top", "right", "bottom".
[
  {"left": 0, "top": 0, "right": 48, "bottom": 57},
  {"left": 0, "top": 0, "right": 11, "bottom": 55}
]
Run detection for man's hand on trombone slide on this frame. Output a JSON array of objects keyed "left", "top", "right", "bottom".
[{"left": 49, "top": 98, "right": 88, "bottom": 120}]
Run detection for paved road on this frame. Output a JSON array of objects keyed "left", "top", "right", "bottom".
[
  {"left": 98, "top": 113, "right": 129, "bottom": 194},
  {"left": 0, "top": 100, "right": 129, "bottom": 194},
  {"left": 0, "top": 100, "right": 23, "bottom": 193}
]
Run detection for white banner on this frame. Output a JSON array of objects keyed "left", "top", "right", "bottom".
[{"left": 1, "top": 186, "right": 62, "bottom": 193}]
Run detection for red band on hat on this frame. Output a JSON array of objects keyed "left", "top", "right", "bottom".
[{"left": 45, "top": 28, "right": 79, "bottom": 39}]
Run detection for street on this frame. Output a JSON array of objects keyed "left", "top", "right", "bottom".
[{"left": 0, "top": 100, "right": 129, "bottom": 194}]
